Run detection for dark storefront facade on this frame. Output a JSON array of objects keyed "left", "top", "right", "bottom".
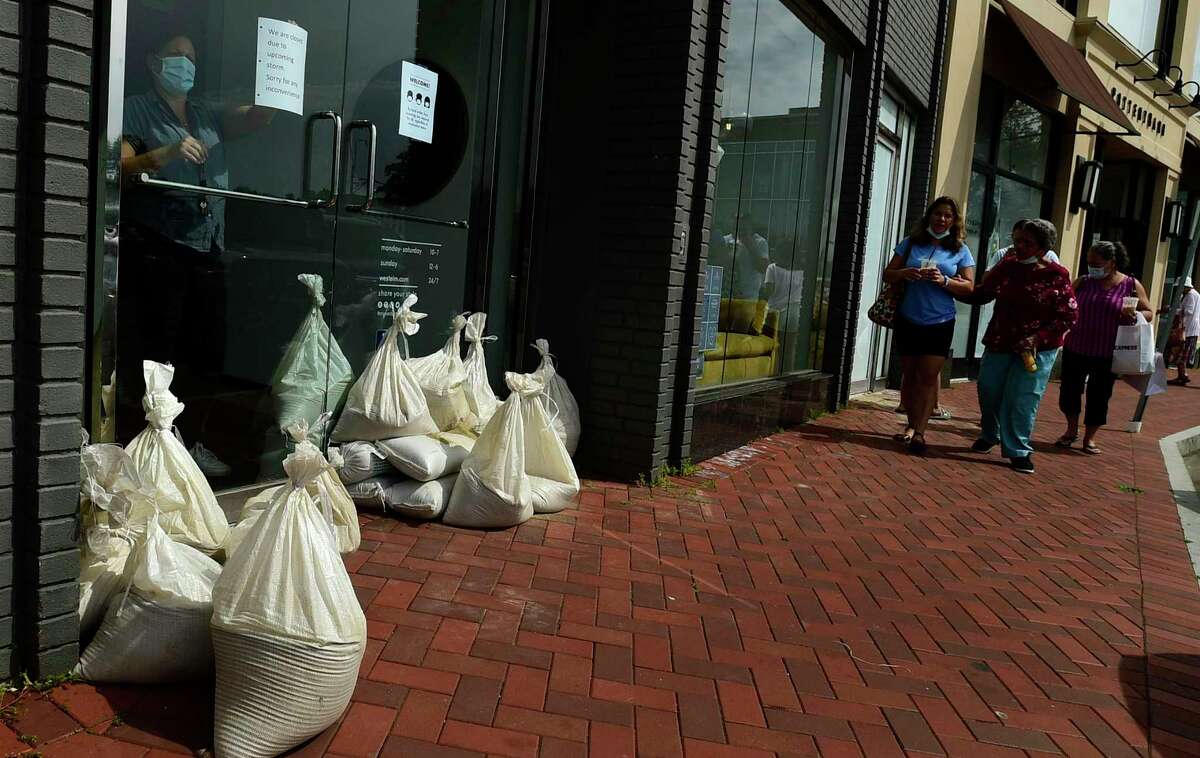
[{"left": 4, "top": 0, "right": 948, "bottom": 675}]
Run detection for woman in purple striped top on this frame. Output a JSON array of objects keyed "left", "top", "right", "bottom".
[{"left": 1056, "top": 241, "right": 1153, "bottom": 454}]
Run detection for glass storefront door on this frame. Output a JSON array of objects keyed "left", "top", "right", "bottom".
[{"left": 96, "top": 0, "right": 530, "bottom": 489}]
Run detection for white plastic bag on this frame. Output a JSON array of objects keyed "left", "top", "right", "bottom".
[
  {"left": 331, "top": 294, "right": 438, "bottom": 442},
  {"left": 329, "top": 441, "right": 393, "bottom": 484},
  {"left": 375, "top": 431, "right": 474, "bottom": 481},
  {"left": 125, "top": 361, "right": 230, "bottom": 554},
  {"left": 345, "top": 473, "right": 456, "bottom": 519},
  {"left": 444, "top": 372, "right": 580, "bottom": 528},
  {"left": 75, "top": 517, "right": 222, "bottom": 683},
  {"left": 1123, "top": 351, "right": 1170, "bottom": 397},
  {"left": 272, "top": 274, "right": 354, "bottom": 436},
  {"left": 1113, "top": 313, "right": 1155, "bottom": 375},
  {"left": 409, "top": 313, "right": 474, "bottom": 431},
  {"left": 211, "top": 446, "right": 366, "bottom": 758},
  {"left": 463, "top": 312, "right": 500, "bottom": 433},
  {"left": 533, "top": 339, "right": 581, "bottom": 455}
]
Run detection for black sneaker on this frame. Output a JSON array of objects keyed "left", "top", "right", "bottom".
[
  {"left": 1010, "top": 456, "right": 1035, "bottom": 474},
  {"left": 971, "top": 439, "right": 995, "bottom": 454}
]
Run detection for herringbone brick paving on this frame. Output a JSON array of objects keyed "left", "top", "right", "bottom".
[{"left": 5, "top": 381, "right": 1200, "bottom": 757}]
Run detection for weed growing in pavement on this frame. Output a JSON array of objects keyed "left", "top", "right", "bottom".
[
  {"left": 18, "top": 734, "right": 38, "bottom": 747},
  {"left": 18, "top": 672, "right": 78, "bottom": 693},
  {"left": 1117, "top": 484, "right": 1145, "bottom": 495}
]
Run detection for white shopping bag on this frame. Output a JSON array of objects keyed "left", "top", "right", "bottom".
[
  {"left": 1112, "top": 313, "right": 1155, "bottom": 375},
  {"left": 1122, "top": 352, "right": 1169, "bottom": 397}
]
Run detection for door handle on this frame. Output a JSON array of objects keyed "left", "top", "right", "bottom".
[
  {"left": 304, "top": 111, "right": 343, "bottom": 208},
  {"left": 345, "top": 120, "right": 377, "bottom": 213}
]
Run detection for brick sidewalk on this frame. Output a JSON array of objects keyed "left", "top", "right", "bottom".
[{"left": 5, "top": 380, "right": 1200, "bottom": 757}]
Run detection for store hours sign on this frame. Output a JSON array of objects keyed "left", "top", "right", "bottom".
[{"left": 377, "top": 237, "right": 442, "bottom": 317}]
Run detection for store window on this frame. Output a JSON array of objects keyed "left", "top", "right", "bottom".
[
  {"left": 952, "top": 82, "right": 1054, "bottom": 372},
  {"left": 698, "top": 0, "right": 845, "bottom": 388},
  {"left": 1107, "top": 0, "right": 1163, "bottom": 54},
  {"left": 91, "top": 0, "right": 529, "bottom": 489}
]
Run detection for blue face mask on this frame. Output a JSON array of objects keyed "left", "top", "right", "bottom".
[
  {"left": 157, "top": 55, "right": 195, "bottom": 95},
  {"left": 1088, "top": 266, "right": 1109, "bottom": 279},
  {"left": 927, "top": 226, "right": 950, "bottom": 240}
]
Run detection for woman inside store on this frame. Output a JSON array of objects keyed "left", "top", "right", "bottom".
[
  {"left": 881, "top": 196, "right": 975, "bottom": 454},
  {"left": 1056, "top": 241, "right": 1152, "bottom": 454},
  {"left": 954, "top": 219, "right": 1077, "bottom": 475}
]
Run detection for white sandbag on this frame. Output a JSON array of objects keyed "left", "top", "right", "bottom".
[
  {"left": 533, "top": 339, "right": 581, "bottom": 455},
  {"left": 329, "top": 441, "right": 392, "bottom": 484},
  {"left": 463, "top": 312, "right": 500, "bottom": 433},
  {"left": 78, "top": 532, "right": 132, "bottom": 640},
  {"left": 375, "top": 431, "right": 475, "bottom": 481},
  {"left": 331, "top": 294, "right": 438, "bottom": 442},
  {"left": 444, "top": 371, "right": 579, "bottom": 528},
  {"left": 345, "top": 473, "right": 456, "bottom": 519},
  {"left": 409, "top": 313, "right": 474, "bottom": 431},
  {"left": 211, "top": 447, "right": 366, "bottom": 758},
  {"left": 272, "top": 274, "right": 354, "bottom": 436},
  {"left": 288, "top": 418, "right": 360, "bottom": 554},
  {"left": 78, "top": 434, "right": 147, "bottom": 638},
  {"left": 75, "top": 517, "right": 222, "bottom": 683},
  {"left": 125, "top": 361, "right": 230, "bottom": 554}
]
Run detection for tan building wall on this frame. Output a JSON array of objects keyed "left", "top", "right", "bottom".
[{"left": 932, "top": 0, "right": 1199, "bottom": 309}]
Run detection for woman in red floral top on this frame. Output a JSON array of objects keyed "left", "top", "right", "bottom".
[{"left": 954, "top": 219, "right": 1078, "bottom": 475}]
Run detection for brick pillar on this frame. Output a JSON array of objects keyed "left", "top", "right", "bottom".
[
  {"left": 821, "top": 0, "right": 890, "bottom": 408},
  {"left": 11, "top": 0, "right": 94, "bottom": 677}
]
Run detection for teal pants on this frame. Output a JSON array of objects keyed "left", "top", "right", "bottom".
[{"left": 977, "top": 349, "right": 1058, "bottom": 459}]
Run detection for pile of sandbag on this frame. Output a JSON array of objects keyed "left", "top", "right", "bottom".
[
  {"left": 409, "top": 312, "right": 473, "bottom": 431},
  {"left": 212, "top": 446, "right": 366, "bottom": 758}
]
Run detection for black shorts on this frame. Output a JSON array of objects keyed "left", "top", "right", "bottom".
[{"left": 894, "top": 315, "right": 954, "bottom": 358}]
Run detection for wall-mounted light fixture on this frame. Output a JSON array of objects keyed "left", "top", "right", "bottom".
[
  {"left": 1163, "top": 200, "right": 1184, "bottom": 240},
  {"left": 1153, "top": 65, "right": 1186, "bottom": 97},
  {"left": 1117, "top": 48, "right": 1168, "bottom": 80},
  {"left": 1167, "top": 82, "right": 1200, "bottom": 109},
  {"left": 1071, "top": 157, "right": 1102, "bottom": 212}
]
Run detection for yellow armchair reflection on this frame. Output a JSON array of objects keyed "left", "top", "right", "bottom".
[{"left": 699, "top": 298, "right": 779, "bottom": 386}]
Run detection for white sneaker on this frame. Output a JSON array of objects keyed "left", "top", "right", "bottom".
[{"left": 190, "top": 442, "right": 231, "bottom": 478}]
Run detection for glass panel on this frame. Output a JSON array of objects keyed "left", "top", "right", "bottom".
[
  {"left": 953, "top": 170, "right": 989, "bottom": 360},
  {"left": 700, "top": 0, "right": 845, "bottom": 387},
  {"left": 995, "top": 100, "right": 1050, "bottom": 182},
  {"left": 972, "top": 84, "right": 998, "bottom": 165},
  {"left": 878, "top": 92, "right": 899, "bottom": 134},
  {"left": 1108, "top": 0, "right": 1162, "bottom": 54},
  {"left": 114, "top": 0, "right": 348, "bottom": 486},
  {"left": 974, "top": 175, "right": 1042, "bottom": 356},
  {"left": 851, "top": 140, "right": 896, "bottom": 386},
  {"left": 331, "top": 0, "right": 489, "bottom": 377}
]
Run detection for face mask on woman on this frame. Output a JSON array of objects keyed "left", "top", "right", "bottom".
[
  {"left": 1088, "top": 265, "right": 1109, "bottom": 279},
  {"left": 1018, "top": 255, "right": 1040, "bottom": 265},
  {"left": 157, "top": 55, "right": 195, "bottom": 95},
  {"left": 928, "top": 227, "right": 950, "bottom": 240}
]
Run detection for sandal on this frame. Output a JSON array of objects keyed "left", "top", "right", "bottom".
[
  {"left": 1082, "top": 442, "right": 1102, "bottom": 455},
  {"left": 1054, "top": 434, "right": 1078, "bottom": 448},
  {"left": 893, "top": 430, "right": 914, "bottom": 444},
  {"left": 908, "top": 433, "right": 928, "bottom": 455}
]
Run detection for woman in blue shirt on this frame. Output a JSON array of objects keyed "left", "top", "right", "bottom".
[{"left": 881, "top": 196, "right": 975, "bottom": 453}]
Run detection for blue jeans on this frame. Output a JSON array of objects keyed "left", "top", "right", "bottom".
[{"left": 977, "top": 349, "right": 1058, "bottom": 459}]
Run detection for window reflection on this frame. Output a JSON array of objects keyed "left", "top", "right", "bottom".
[{"left": 699, "top": 0, "right": 844, "bottom": 387}]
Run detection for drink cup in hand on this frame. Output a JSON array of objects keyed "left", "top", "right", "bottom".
[
  {"left": 1020, "top": 350, "right": 1037, "bottom": 373},
  {"left": 1122, "top": 296, "right": 1139, "bottom": 318},
  {"left": 920, "top": 260, "right": 939, "bottom": 280}
]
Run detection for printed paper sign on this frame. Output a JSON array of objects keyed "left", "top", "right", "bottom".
[
  {"left": 399, "top": 61, "right": 438, "bottom": 143},
  {"left": 255, "top": 18, "right": 307, "bottom": 115},
  {"left": 377, "top": 237, "right": 442, "bottom": 317}
]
